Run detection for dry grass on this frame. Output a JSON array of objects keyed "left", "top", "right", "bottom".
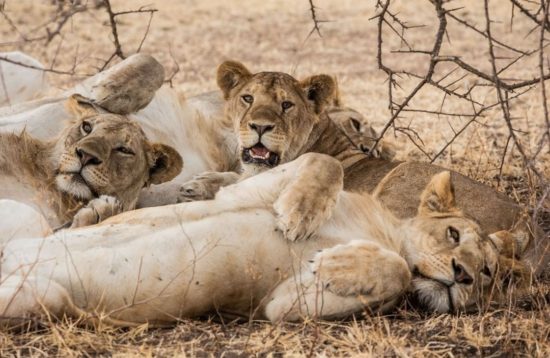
[
  {"left": 1, "top": 301, "right": 549, "bottom": 356},
  {"left": 0, "top": 0, "right": 549, "bottom": 356}
]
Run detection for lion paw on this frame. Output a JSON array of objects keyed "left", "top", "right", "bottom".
[
  {"left": 177, "top": 179, "right": 212, "bottom": 203},
  {"left": 71, "top": 195, "right": 123, "bottom": 228},
  {"left": 177, "top": 172, "right": 239, "bottom": 203},
  {"left": 274, "top": 188, "right": 337, "bottom": 242},
  {"left": 311, "top": 242, "right": 380, "bottom": 297}
]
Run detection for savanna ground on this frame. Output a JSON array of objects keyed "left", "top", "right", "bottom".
[{"left": 0, "top": 0, "right": 549, "bottom": 356}]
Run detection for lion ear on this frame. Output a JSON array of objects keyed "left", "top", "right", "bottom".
[
  {"left": 66, "top": 94, "right": 99, "bottom": 119},
  {"left": 146, "top": 143, "right": 183, "bottom": 185},
  {"left": 299, "top": 74, "right": 337, "bottom": 114},
  {"left": 217, "top": 61, "right": 252, "bottom": 100},
  {"left": 489, "top": 229, "right": 532, "bottom": 286},
  {"left": 488, "top": 229, "right": 530, "bottom": 259},
  {"left": 418, "top": 171, "right": 458, "bottom": 215}
]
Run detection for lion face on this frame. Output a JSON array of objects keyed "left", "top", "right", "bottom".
[
  {"left": 405, "top": 171, "right": 529, "bottom": 313},
  {"left": 327, "top": 107, "right": 395, "bottom": 160},
  {"left": 217, "top": 61, "right": 337, "bottom": 176},
  {"left": 54, "top": 95, "right": 183, "bottom": 209}
]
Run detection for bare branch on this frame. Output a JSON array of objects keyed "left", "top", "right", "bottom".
[
  {"left": 306, "top": 0, "right": 325, "bottom": 39},
  {"left": 103, "top": 0, "right": 125, "bottom": 60}
]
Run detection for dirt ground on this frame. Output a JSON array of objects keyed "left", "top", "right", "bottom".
[{"left": 0, "top": 0, "right": 549, "bottom": 356}]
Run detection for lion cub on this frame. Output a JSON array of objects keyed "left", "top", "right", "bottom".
[{"left": 0, "top": 95, "right": 182, "bottom": 229}]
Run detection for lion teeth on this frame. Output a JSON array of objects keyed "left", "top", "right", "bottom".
[{"left": 250, "top": 151, "right": 270, "bottom": 160}]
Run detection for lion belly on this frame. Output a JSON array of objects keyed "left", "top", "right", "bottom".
[{"left": 1, "top": 208, "right": 346, "bottom": 324}]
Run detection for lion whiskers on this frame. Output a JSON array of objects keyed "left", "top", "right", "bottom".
[{"left": 55, "top": 174, "right": 93, "bottom": 200}]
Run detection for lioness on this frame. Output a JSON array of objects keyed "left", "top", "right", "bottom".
[
  {"left": 0, "top": 94, "right": 182, "bottom": 229},
  {"left": 179, "top": 61, "right": 546, "bottom": 275},
  {"left": 327, "top": 106, "right": 395, "bottom": 160},
  {"left": 1, "top": 55, "right": 545, "bottom": 274},
  {"left": 0, "top": 154, "right": 528, "bottom": 327}
]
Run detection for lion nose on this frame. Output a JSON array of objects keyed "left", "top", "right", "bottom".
[
  {"left": 452, "top": 259, "right": 473, "bottom": 285},
  {"left": 249, "top": 123, "right": 274, "bottom": 136},
  {"left": 76, "top": 148, "right": 102, "bottom": 166}
]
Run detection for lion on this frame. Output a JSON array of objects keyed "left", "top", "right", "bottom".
[
  {"left": 0, "top": 51, "right": 48, "bottom": 106},
  {"left": 178, "top": 60, "right": 547, "bottom": 276},
  {"left": 1, "top": 55, "right": 545, "bottom": 274},
  {"left": 0, "top": 94, "right": 183, "bottom": 229},
  {"left": 326, "top": 106, "right": 396, "bottom": 160},
  {"left": 0, "top": 153, "right": 529, "bottom": 327},
  {"left": 0, "top": 55, "right": 240, "bottom": 201}
]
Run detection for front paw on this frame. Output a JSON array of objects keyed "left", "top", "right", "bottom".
[
  {"left": 311, "top": 243, "right": 379, "bottom": 297},
  {"left": 71, "top": 195, "right": 123, "bottom": 228},
  {"left": 177, "top": 172, "right": 239, "bottom": 203},
  {"left": 177, "top": 179, "right": 212, "bottom": 203},
  {"left": 274, "top": 189, "right": 337, "bottom": 242}
]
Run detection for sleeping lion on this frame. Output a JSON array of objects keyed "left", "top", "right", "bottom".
[
  {"left": 0, "top": 94, "right": 182, "bottom": 229},
  {"left": 0, "top": 154, "right": 528, "bottom": 327}
]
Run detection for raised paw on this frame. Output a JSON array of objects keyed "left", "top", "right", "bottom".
[
  {"left": 177, "top": 172, "right": 240, "bottom": 203},
  {"left": 274, "top": 187, "right": 338, "bottom": 242},
  {"left": 71, "top": 195, "right": 123, "bottom": 228}
]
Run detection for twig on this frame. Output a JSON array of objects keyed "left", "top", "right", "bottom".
[
  {"left": 103, "top": 0, "right": 125, "bottom": 60},
  {"left": 538, "top": 0, "right": 550, "bottom": 141},
  {"left": 306, "top": 0, "right": 326, "bottom": 39},
  {"left": 0, "top": 55, "right": 92, "bottom": 76},
  {"left": 371, "top": 0, "right": 447, "bottom": 154},
  {"left": 511, "top": 0, "right": 550, "bottom": 31},
  {"left": 136, "top": 11, "right": 155, "bottom": 53}
]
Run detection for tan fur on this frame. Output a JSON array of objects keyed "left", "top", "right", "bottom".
[
  {"left": 0, "top": 156, "right": 529, "bottom": 327},
  {"left": 183, "top": 61, "right": 544, "bottom": 275},
  {"left": 216, "top": 60, "right": 356, "bottom": 178},
  {"left": 326, "top": 106, "right": 396, "bottom": 160},
  {"left": 0, "top": 95, "right": 183, "bottom": 227},
  {"left": 89, "top": 53, "right": 165, "bottom": 115}
]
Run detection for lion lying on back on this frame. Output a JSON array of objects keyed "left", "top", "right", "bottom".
[
  {"left": 0, "top": 94, "right": 182, "bottom": 229},
  {"left": 0, "top": 154, "right": 529, "bottom": 327}
]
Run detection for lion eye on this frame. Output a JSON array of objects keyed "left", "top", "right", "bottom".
[
  {"left": 350, "top": 118, "right": 361, "bottom": 132},
  {"left": 81, "top": 121, "right": 92, "bottom": 134},
  {"left": 241, "top": 95, "right": 254, "bottom": 104},
  {"left": 116, "top": 146, "right": 135, "bottom": 155},
  {"left": 447, "top": 226, "right": 460, "bottom": 243},
  {"left": 281, "top": 101, "right": 294, "bottom": 111},
  {"left": 481, "top": 265, "right": 492, "bottom": 277}
]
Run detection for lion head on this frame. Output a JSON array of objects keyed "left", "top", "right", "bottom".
[
  {"left": 54, "top": 95, "right": 183, "bottom": 210},
  {"left": 326, "top": 107, "right": 395, "bottom": 160},
  {"left": 405, "top": 171, "right": 530, "bottom": 313},
  {"left": 216, "top": 61, "right": 337, "bottom": 176}
]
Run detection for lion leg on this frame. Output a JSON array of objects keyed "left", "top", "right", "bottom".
[
  {"left": 0, "top": 200, "right": 52, "bottom": 244},
  {"left": 264, "top": 241, "right": 410, "bottom": 322},
  {"left": 177, "top": 171, "right": 240, "bottom": 203},
  {"left": 272, "top": 153, "right": 344, "bottom": 241},
  {"left": 181, "top": 153, "right": 344, "bottom": 228},
  {"left": 144, "top": 153, "right": 343, "bottom": 229},
  {"left": 70, "top": 195, "right": 123, "bottom": 228},
  {"left": 0, "top": 275, "right": 76, "bottom": 328}
]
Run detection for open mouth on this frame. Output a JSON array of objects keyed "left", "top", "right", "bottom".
[{"left": 242, "top": 143, "right": 280, "bottom": 167}]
